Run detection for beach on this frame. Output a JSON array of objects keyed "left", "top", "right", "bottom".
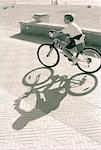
[
  {"left": 0, "top": 4, "right": 101, "bottom": 31},
  {"left": 5, "top": 0, "right": 101, "bottom": 6}
]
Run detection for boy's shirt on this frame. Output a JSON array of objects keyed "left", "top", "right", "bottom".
[{"left": 62, "top": 22, "right": 82, "bottom": 38}]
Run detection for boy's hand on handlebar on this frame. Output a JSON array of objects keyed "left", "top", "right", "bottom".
[
  {"left": 48, "top": 30, "right": 62, "bottom": 38},
  {"left": 48, "top": 31, "right": 56, "bottom": 38},
  {"left": 65, "top": 37, "right": 70, "bottom": 44},
  {"left": 48, "top": 32, "right": 54, "bottom": 38}
]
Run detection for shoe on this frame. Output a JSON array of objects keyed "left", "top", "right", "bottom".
[
  {"left": 71, "top": 56, "right": 79, "bottom": 65},
  {"left": 60, "top": 51, "right": 68, "bottom": 57},
  {"left": 62, "top": 51, "right": 68, "bottom": 57}
]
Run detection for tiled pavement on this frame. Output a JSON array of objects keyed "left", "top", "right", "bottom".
[{"left": 0, "top": 29, "right": 101, "bottom": 150}]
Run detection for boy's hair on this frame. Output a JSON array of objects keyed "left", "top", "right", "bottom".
[{"left": 64, "top": 13, "right": 74, "bottom": 22}]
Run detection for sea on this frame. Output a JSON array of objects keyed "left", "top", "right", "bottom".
[{"left": 0, "top": 0, "right": 101, "bottom": 6}]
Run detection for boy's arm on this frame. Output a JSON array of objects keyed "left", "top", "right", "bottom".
[
  {"left": 52, "top": 30, "right": 64, "bottom": 38},
  {"left": 53, "top": 27, "right": 70, "bottom": 38}
]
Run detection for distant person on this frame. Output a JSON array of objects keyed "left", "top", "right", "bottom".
[
  {"left": 50, "top": 13, "right": 85, "bottom": 64},
  {"left": 54, "top": 0, "right": 58, "bottom": 5}
]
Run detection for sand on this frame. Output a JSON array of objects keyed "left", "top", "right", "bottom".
[{"left": 0, "top": 4, "right": 101, "bottom": 31}]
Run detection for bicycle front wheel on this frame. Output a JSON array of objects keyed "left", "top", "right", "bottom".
[
  {"left": 37, "top": 44, "right": 60, "bottom": 67},
  {"left": 76, "top": 47, "right": 101, "bottom": 73}
]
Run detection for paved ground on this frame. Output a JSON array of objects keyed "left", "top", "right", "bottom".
[{"left": 0, "top": 28, "right": 101, "bottom": 150}]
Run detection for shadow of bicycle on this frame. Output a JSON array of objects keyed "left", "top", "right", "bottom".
[{"left": 12, "top": 67, "right": 98, "bottom": 130}]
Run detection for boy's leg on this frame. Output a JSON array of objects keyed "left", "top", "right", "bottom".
[
  {"left": 63, "top": 47, "right": 73, "bottom": 59},
  {"left": 76, "top": 43, "right": 83, "bottom": 53},
  {"left": 63, "top": 38, "right": 75, "bottom": 59},
  {"left": 64, "top": 41, "right": 79, "bottom": 65}
]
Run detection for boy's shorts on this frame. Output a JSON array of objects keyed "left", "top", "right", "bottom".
[
  {"left": 66, "top": 34, "right": 83, "bottom": 49},
  {"left": 66, "top": 38, "right": 76, "bottom": 49},
  {"left": 57, "top": 34, "right": 83, "bottom": 49}
]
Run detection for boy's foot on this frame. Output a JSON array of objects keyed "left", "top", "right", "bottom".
[
  {"left": 61, "top": 50, "right": 69, "bottom": 57},
  {"left": 71, "top": 56, "right": 79, "bottom": 65},
  {"left": 61, "top": 51, "right": 79, "bottom": 65},
  {"left": 60, "top": 51, "right": 68, "bottom": 57},
  {"left": 68, "top": 56, "right": 79, "bottom": 65}
]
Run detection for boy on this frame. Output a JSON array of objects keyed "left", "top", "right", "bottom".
[{"left": 51, "top": 13, "right": 85, "bottom": 64}]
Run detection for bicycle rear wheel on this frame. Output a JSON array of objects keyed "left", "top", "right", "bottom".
[
  {"left": 76, "top": 47, "right": 101, "bottom": 73},
  {"left": 37, "top": 43, "right": 60, "bottom": 67}
]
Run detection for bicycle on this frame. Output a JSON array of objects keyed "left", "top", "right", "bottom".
[{"left": 37, "top": 31, "right": 101, "bottom": 73}]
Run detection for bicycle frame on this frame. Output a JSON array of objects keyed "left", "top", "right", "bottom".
[
  {"left": 49, "top": 30, "right": 85, "bottom": 53},
  {"left": 47, "top": 42, "right": 56, "bottom": 57},
  {"left": 50, "top": 36, "right": 85, "bottom": 57}
]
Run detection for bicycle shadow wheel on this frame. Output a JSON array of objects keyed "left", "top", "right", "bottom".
[
  {"left": 22, "top": 67, "right": 54, "bottom": 87},
  {"left": 68, "top": 73, "right": 98, "bottom": 96}
]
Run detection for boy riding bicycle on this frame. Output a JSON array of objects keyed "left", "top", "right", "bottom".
[{"left": 50, "top": 13, "right": 85, "bottom": 65}]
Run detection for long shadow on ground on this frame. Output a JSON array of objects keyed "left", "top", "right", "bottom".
[
  {"left": 12, "top": 67, "right": 98, "bottom": 130},
  {"left": 11, "top": 33, "right": 52, "bottom": 44}
]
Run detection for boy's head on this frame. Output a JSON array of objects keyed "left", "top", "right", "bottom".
[{"left": 64, "top": 13, "right": 74, "bottom": 24}]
